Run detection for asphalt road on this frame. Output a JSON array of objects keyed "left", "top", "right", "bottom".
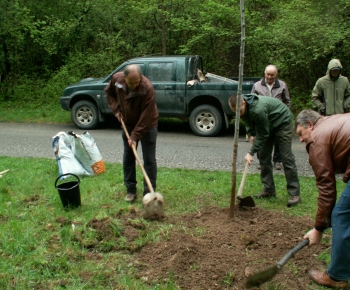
[{"left": 0, "top": 122, "right": 313, "bottom": 176}]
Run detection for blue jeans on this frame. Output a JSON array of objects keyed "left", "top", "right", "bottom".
[
  {"left": 327, "top": 180, "right": 350, "bottom": 280},
  {"left": 122, "top": 127, "right": 157, "bottom": 195}
]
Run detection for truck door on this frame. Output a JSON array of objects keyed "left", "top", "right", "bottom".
[{"left": 146, "top": 62, "right": 185, "bottom": 117}]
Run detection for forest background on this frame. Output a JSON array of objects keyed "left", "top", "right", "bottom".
[{"left": 0, "top": 0, "right": 349, "bottom": 115}]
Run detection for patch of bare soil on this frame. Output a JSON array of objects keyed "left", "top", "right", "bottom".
[
  {"left": 73, "top": 205, "right": 329, "bottom": 289},
  {"left": 133, "top": 206, "right": 328, "bottom": 289}
]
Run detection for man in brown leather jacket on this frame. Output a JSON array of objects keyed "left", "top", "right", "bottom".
[
  {"left": 296, "top": 109, "right": 350, "bottom": 289},
  {"left": 105, "top": 64, "right": 159, "bottom": 202}
]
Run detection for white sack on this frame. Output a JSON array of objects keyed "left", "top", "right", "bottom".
[
  {"left": 69, "top": 131, "right": 106, "bottom": 175},
  {"left": 52, "top": 132, "right": 90, "bottom": 178}
]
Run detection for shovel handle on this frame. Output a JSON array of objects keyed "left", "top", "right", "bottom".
[
  {"left": 237, "top": 161, "right": 249, "bottom": 198},
  {"left": 120, "top": 119, "right": 154, "bottom": 193},
  {"left": 0, "top": 169, "right": 9, "bottom": 175},
  {"left": 245, "top": 238, "right": 309, "bottom": 288},
  {"left": 277, "top": 239, "right": 310, "bottom": 269}
]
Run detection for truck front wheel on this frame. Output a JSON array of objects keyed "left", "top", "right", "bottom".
[
  {"left": 71, "top": 100, "right": 99, "bottom": 129},
  {"left": 189, "top": 105, "right": 223, "bottom": 137}
]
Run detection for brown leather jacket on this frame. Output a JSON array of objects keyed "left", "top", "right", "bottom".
[
  {"left": 306, "top": 113, "right": 350, "bottom": 231},
  {"left": 105, "top": 72, "right": 158, "bottom": 142}
]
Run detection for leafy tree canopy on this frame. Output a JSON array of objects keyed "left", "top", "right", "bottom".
[{"left": 0, "top": 0, "right": 349, "bottom": 112}]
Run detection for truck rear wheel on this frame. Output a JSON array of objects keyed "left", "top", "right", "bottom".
[
  {"left": 71, "top": 100, "right": 99, "bottom": 129},
  {"left": 189, "top": 105, "right": 223, "bottom": 137}
]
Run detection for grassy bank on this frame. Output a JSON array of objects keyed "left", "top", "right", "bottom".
[
  {"left": 0, "top": 104, "right": 71, "bottom": 124},
  {"left": 0, "top": 156, "right": 345, "bottom": 289}
]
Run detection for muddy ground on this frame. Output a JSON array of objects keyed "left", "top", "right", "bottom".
[
  {"left": 69, "top": 205, "right": 330, "bottom": 290},
  {"left": 133, "top": 206, "right": 328, "bottom": 290}
]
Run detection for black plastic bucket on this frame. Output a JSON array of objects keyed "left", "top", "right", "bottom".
[{"left": 55, "top": 173, "right": 81, "bottom": 209}]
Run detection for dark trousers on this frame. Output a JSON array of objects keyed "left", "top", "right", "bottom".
[
  {"left": 122, "top": 127, "right": 157, "bottom": 194},
  {"left": 259, "top": 123, "right": 300, "bottom": 196},
  {"left": 257, "top": 142, "right": 281, "bottom": 164},
  {"left": 273, "top": 142, "right": 282, "bottom": 163}
]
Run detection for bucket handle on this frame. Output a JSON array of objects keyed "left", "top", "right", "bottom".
[{"left": 55, "top": 173, "right": 80, "bottom": 188}]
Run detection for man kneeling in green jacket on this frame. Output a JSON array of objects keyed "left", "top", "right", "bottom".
[{"left": 229, "top": 94, "right": 301, "bottom": 207}]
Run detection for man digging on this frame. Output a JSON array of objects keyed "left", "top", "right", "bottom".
[
  {"left": 228, "top": 94, "right": 301, "bottom": 207},
  {"left": 296, "top": 109, "right": 350, "bottom": 289}
]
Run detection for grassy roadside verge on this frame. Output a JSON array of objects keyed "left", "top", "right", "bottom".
[
  {"left": 0, "top": 156, "right": 345, "bottom": 289},
  {"left": 0, "top": 105, "right": 71, "bottom": 124}
]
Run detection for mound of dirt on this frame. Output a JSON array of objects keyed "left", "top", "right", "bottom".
[{"left": 133, "top": 206, "right": 329, "bottom": 289}]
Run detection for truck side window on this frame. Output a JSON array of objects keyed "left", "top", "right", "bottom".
[
  {"left": 119, "top": 63, "right": 144, "bottom": 73},
  {"left": 104, "top": 63, "right": 144, "bottom": 83},
  {"left": 148, "top": 63, "right": 174, "bottom": 82}
]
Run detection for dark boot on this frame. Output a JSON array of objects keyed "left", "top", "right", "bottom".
[
  {"left": 287, "top": 195, "right": 301, "bottom": 207},
  {"left": 254, "top": 191, "right": 276, "bottom": 198}
]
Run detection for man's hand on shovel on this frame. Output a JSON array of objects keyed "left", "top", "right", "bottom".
[
  {"left": 244, "top": 152, "right": 254, "bottom": 165},
  {"left": 128, "top": 138, "right": 136, "bottom": 148},
  {"left": 303, "top": 228, "right": 323, "bottom": 246},
  {"left": 237, "top": 162, "right": 255, "bottom": 207}
]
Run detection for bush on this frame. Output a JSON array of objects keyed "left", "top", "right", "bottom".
[{"left": 0, "top": 50, "right": 122, "bottom": 108}]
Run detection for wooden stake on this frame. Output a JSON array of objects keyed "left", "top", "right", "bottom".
[{"left": 230, "top": 0, "right": 246, "bottom": 218}]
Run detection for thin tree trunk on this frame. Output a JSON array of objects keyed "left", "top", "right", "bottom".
[
  {"left": 229, "top": 0, "right": 246, "bottom": 218},
  {"left": 161, "top": 2, "right": 167, "bottom": 55}
]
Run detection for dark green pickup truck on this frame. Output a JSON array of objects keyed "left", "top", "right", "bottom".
[{"left": 60, "top": 55, "right": 259, "bottom": 136}]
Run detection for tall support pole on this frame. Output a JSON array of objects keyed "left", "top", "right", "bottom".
[{"left": 229, "top": 0, "right": 246, "bottom": 218}]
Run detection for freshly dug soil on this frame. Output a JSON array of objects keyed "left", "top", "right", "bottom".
[{"left": 132, "top": 206, "right": 328, "bottom": 289}]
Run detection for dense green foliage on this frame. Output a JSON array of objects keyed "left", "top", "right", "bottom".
[{"left": 0, "top": 0, "right": 349, "bottom": 114}]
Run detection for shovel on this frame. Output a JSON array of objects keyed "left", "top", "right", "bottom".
[
  {"left": 120, "top": 119, "right": 155, "bottom": 196},
  {"left": 0, "top": 169, "right": 10, "bottom": 178},
  {"left": 120, "top": 119, "right": 164, "bottom": 220},
  {"left": 237, "top": 161, "right": 255, "bottom": 207},
  {"left": 245, "top": 238, "right": 310, "bottom": 288}
]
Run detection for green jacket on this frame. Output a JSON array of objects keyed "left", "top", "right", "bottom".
[
  {"left": 311, "top": 59, "right": 350, "bottom": 115},
  {"left": 242, "top": 94, "right": 292, "bottom": 154}
]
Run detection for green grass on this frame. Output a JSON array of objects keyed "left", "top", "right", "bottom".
[
  {"left": 0, "top": 156, "right": 346, "bottom": 289},
  {"left": 0, "top": 104, "right": 71, "bottom": 124},
  {"left": 0, "top": 102, "right": 346, "bottom": 289},
  {"left": 0, "top": 104, "right": 241, "bottom": 133},
  {"left": 0, "top": 105, "right": 191, "bottom": 133}
]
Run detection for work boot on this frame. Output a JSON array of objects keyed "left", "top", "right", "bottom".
[
  {"left": 125, "top": 193, "right": 136, "bottom": 202},
  {"left": 287, "top": 195, "right": 301, "bottom": 207},
  {"left": 254, "top": 191, "right": 276, "bottom": 198},
  {"left": 274, "top": 162, "right": 282, "bottom": 170},
  {"left": 309, "top": 270, "right": 348, "bottom": 289}
]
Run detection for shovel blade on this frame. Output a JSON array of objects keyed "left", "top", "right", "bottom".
[
  {"left": 245, "top": 264, "right": 279, "bottom": 288},
  {"left": 246, "top": 239, "right": 310, "bottom": 288},
  {"left": 237, "top": 196, "right": 255, "bottom": 207}
]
